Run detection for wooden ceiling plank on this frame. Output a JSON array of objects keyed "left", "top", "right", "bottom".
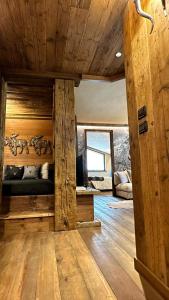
[
  {"left": 34, "top": 0, "right": 47, "bottom": 71},
  {"left": 0, "top": 0, "right": 128, "bottom": 77},
  {"left": 74, "top": 0, "right": 113, "bottom": 74},
  {"left": 22, "top": 0, "right": 39, "bottom": 71},
  {"left": 4, "top": 0, "right": 24, "bottom": 68},
  {"left": 45, "top": 0, "right": 59, "bottom": 71},
  {"left": 62, "top": 7, "right": 89, "bottom": 73},
  {"left": 55, "top": 1, "right": 72, "bottom": 71},
  {"left": 89, "top": 0, "right": 127, "bottom": 75},
  {"left": 0, "top": 1, "right": 23, "bottom": 68}
]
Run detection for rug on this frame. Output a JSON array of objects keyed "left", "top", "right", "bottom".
[{"left": 108, "top": 200, "right": 133, "bottom": 209}]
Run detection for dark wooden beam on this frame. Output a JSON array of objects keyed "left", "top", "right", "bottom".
[
  {"left": 3, "top": 68, "right": 81, "bottom": 80},
  {"left": 2, "top": 69, "right": 124, "bottom": 87}
]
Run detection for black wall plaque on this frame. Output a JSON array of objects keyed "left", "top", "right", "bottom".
[
  {"left": 139, "top": 121, "right": 148, "bottom": 135},
  {"left": 138, "top": 105, "right": 147, "bottom": 120}
]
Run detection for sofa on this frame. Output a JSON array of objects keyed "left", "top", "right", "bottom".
[
  {"left": 114, "top": 170, "right": 133, "bottom": 200},
  {"left": 2, "top": 163, "right": 54, "bottom": 197}
]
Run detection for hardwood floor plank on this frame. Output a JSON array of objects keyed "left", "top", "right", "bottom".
[
  {"left": 0, "top": 234, "right": 32, "bottom": 300},
  {"left": 0, "top": 195, "right": 146, "bottom": 299},
  {"left": 36, "top": 233, "right": 61, "bottom": 300},
  {"left": 79, "top": 195, "right": 145, "bottom": 299},
  {"left": 68, "top": 230, "right": 117, "bottom": 299},
  {"left": 54, "top": 231, "right": 92, "bottom": 300},
  {"left": 20, "top": 234, "right": 41, "bottom": 300}
]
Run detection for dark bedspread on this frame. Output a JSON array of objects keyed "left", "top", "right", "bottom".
[{"left": 3, "top": 179, "right": 54, "bottom": 196}]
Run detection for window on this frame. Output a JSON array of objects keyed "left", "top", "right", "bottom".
[{"left": 87, "top": 149, "right": 105, "bottom": 171}]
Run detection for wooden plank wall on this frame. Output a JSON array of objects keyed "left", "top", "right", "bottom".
[
  {"left": 54, "top": 79, "right": 77, "bottom": 231},
  {"left": 4, "top": 119, "right": 53, "bottom": 165},
  {"left": 0, "top": 75, "right": 7, "bottom": 212},
  {"left": 124, "top": 0, "right": 169, "bottom": 298},
  {"left": 4, "top": 82, "right": 54, "bottom": 165},
  {"left": 6, "top": 83, "right": 53, "bottom": 119}
]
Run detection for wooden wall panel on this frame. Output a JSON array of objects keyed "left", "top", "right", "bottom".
[
  {"left": 54, "top": 79, "right": 77, "bottom": 231},
  {"left": 4, "top": 119, "right": 53, "bottom": 165},
  {"left": 6, "top": 83, "right": 53, "bottom": 119},
  {"left": 3, "top": 81, "right": 54, "bottom": 166},
  {"left": 124, "top": 0, "right": 169, "bottom": 296},
  {"left": 0, "top": 76, "right": 7, "bottom": 212}
]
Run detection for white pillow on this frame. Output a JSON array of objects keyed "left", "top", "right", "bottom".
[
  {"left": 2, "top": 165, "right": 6, "bottom": 180},
  {"left": 41, "top": 162, "right": 49, "bottom": 179},
  {"left": 117, "top": 170, "right": 129, "bottom": 184},
  {"left": 114, "top": 172, "right": 121, "bottom": 186},
  {"left": 127, "top": 170, "right": 132, "bottom": 183}
]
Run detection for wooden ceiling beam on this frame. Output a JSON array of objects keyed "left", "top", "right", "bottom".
[
  {"left": 2, "top": 69, "right": 125, "bottom": 87},
  {"left": 82, "top": 73, "right": 125, "bottom": 82},
  {"left": 3, "top": 68, "right": 81, "bottom": 80}
]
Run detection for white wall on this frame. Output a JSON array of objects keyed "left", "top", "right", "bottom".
[{"left": 75, "top": 79, "right": 128, "bottom": 124}]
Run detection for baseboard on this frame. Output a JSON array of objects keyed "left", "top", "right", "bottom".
[{"left": 135, "top": 258, "right": 169, "bottom": 299}]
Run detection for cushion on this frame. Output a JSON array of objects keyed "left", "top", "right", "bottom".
[
  {"left": 4, "top": 165, "right": 24, "bottom": 180},
  {"left": 116, "top": 183, "right": 132, "bottom": 192},
  {"left": 41, "top": 162, "right": 49, "bottom": 179},
  {"left": 114, "top": 172, "right": 121, "bottom": 186},
  {"left": 127, "top": 169, "right": 132, "bottom": 183},
  {"left": 3, "top": 165, "right": 7, "bottom": 180},
  {"left": 22, "top": 165, "right": 40, "bottom": 180},
  {"left": 117, "top": 170, "right": 129, "bottom": 184}
]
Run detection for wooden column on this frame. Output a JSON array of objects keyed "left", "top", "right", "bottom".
[
  {"left": 0, "top": 75, "right": 6, "bottom": 214},
  {"left": 124, "top": 0, "right": 169, "bottom": 298},
  {"left": 54, "top": 79, "right": 77, "bottom": 231}
]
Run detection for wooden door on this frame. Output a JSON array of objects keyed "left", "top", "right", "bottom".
[
  {"left": 0, "top": 75, "right": 6, "bottom": 214},
  {"left": 124, "top": 0, "right": 169, "bottom": 298}
]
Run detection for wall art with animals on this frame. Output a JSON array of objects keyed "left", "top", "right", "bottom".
[
  {"left": 4, "top": 119, "right": 54, "bottom": 165},
  {"left": 4, "top": 134, "right": 52, "bottom": 156}
]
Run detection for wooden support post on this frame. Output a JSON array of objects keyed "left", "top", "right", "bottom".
[
  {"left": 0, "top": 75, "right": 6, "bottom": 214},
  {"left": 54, "top": 79, "right": 77, "bottom": 231},
  {"left": 124, "top": 0, "right": 169, "bottom": 298}
]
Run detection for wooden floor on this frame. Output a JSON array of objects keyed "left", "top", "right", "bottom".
[
  {"left": 79, "top": 195, "right": 145, "bottom": 300},
  {"left": 0, "top": 195, "right": 145, "bottom": 299},
  {"left": 0, "top": 229, "right": 117, "bottom": 300}
]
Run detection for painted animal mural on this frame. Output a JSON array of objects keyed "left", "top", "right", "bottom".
[
  {"left": 4, "top": 134, "right": 29, "bottom": 156},
  {"left": 30, "top": 135, "right": 52, "bottom": 156}
]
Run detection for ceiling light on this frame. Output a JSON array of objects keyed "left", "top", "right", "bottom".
[{"left": 115, "top": 52, "right": 122, "bottom": 58}]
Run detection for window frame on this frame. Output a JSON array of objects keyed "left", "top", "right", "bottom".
[{"left": 86, "top": 147, "right": 106, "bottom": 172}]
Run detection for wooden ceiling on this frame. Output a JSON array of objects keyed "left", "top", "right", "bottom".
[{"left": 0, "top": 0, "right": 128, "bottom": 77}]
